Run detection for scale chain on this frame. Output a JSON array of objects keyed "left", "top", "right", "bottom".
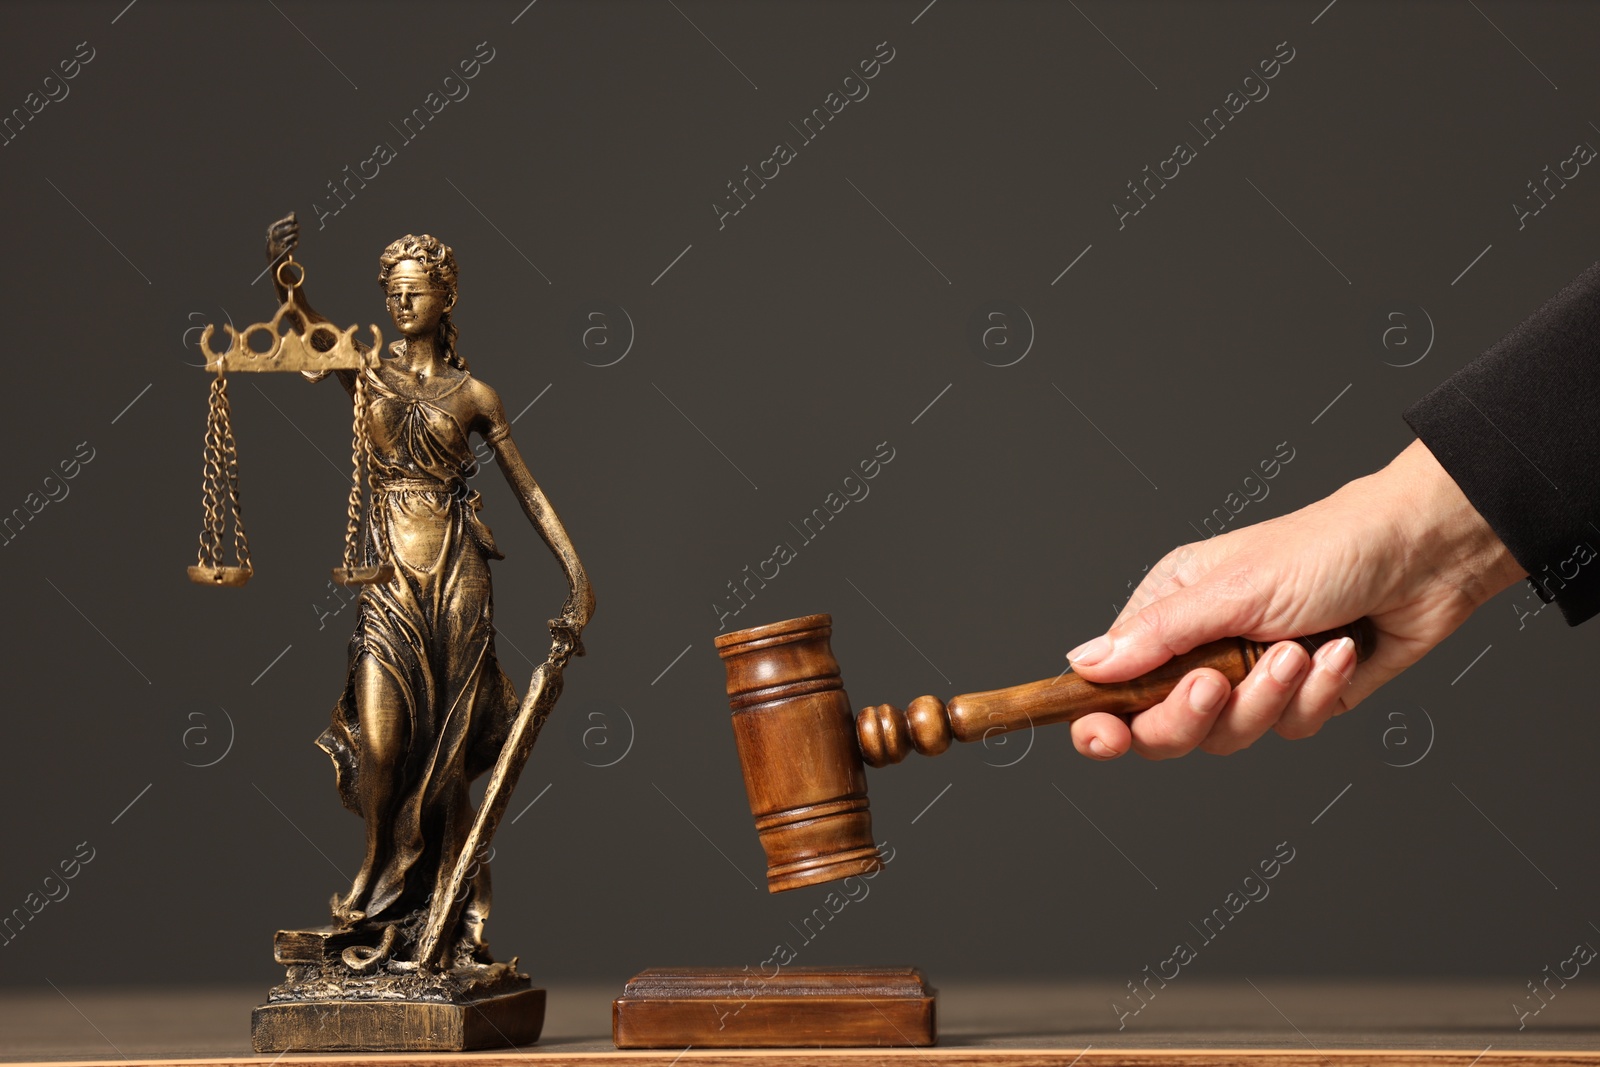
[
  {"left": 343, "top": 372, "right": 371, "bottom": 573},
  {"left": 218, "top": 377, "right": 251, "bottom": 572},
  {"left": 196, "top": 378, "right": 226, "bottom": 569},
  {"left": 189, "top": 253, "right": 379, "bottom": 588},
  {"left": 194, "top": 374, "right": 251, "bottom": 575}
]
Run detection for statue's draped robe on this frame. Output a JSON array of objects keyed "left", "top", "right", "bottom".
[{"left": 317, "top": 367, "right": 518, "bottom": 935}]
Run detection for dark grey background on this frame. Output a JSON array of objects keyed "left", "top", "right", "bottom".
[{"left": 1, "top": 0, "right": 1595, "bottom": 1005}]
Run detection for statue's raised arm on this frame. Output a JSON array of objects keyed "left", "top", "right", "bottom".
[{"left": 264, "top": 212, "right": 361, "bottom": 395}]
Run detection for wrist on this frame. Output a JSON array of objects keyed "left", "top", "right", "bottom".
[{"left": 1368, "top": 438, "right": 1526, "bottom": 610}]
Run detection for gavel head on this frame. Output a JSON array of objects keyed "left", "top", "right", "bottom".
[{"left": 716, "top": 614, "right": 884, "bottom": 893}]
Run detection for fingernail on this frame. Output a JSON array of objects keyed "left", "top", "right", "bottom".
[
  {"left": 1269, "top": 643, "right": 1307, "bottom": 685},
  {"left": 1318, "top": 636, "right": 1356, "bottom": 680},
  {"left": 1190, "top": 675, "right": 1226, "bottom": 715},
  {"left": 1068, "top": 634, "right": 1113, "bottom": 667},
  {"left": 1089, "top": 737, "right": 1116, "bottom": 759}
]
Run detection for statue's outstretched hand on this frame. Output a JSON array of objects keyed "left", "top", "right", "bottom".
[
  {"left": 1065, "top": 439, "right": 1524, "bottom": 761},
  {"left": 266, "top": 212, "right": 299, "bottom": 263},
  {"left": 548, "top": 617, "right": 585, "bottom": 662}
]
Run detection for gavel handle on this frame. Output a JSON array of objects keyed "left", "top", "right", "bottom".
[{"left": 857, "top": 618, "right": 1377, "bottom": 767}]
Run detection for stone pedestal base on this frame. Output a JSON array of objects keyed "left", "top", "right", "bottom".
[
  {"left": 251, "top": 986, "right": 546, "bottom": 1052},
  {"left": 253, "top": 925, "right": 544, "bottom": 1051}
]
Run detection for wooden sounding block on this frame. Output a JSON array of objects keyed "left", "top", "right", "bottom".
[{"left": 612, "top": 966, "right": 935, "bottom": 1048}]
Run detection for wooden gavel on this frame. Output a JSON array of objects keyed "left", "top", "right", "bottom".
[{"left": 717, "top": 612, "right": 1375, "bottom": 893}]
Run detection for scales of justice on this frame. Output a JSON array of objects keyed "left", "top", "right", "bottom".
[{"left": 187, "top": 214, "right": 593, "bottom": 1052}]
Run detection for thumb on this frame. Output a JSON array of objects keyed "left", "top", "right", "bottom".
[{"left": 1069, "top": 577, "right": 1259, "bottom": 682}]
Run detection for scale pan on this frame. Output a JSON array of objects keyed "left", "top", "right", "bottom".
[
  {"left": 332, "top": 563, "right": 395, "bottom": 587},
  {"left": 188, "top": 564, "right": 253, "bottom": 587}
]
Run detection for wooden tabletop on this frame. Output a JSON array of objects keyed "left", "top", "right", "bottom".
[{"left": 3, "top": 981, "right": 1597, "bottom": 1066}]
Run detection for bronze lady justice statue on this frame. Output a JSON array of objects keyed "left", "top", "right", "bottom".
[{"left": 249, "top": 215, "right": 593, "bottom": 1048}]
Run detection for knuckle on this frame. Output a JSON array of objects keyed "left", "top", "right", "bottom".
[
  {"left": 1131, "top": 729, "right": 1183, "bottom": 761},
  {"left": 1134, "top": 706, "right": 1201, "bottom": 755},
  {"left": 1117, "top": 602, "right": 1181, "bottom": 656},
  {"left": 1234, "top": 695, "right": 1284, "bottom": 731},
  {"left": 1274, "top": 718, "right": 1319, "bottom": 740},
  {"left": 1155, "top": 542, "right": 1200, "bottom": 583}
]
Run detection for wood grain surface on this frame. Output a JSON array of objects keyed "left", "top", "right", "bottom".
[
  {"left": 612, "top": 966, "right": 934, "bottom": 1048},
  {"left": 3, "top": 981, "right": 1598, "bottom": 1066}
]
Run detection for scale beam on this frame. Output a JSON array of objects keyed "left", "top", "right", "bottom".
[{"left": 198, "top": 259, "right": 381, "bottom": 374}]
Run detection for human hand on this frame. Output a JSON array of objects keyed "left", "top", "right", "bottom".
[{"left": 1066, "top": 439, "right": 1524, "bottom": 760}]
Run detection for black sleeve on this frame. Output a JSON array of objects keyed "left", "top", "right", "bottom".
[{"left": 1402, "top": 260, "right": 1600, "bottom": 627}]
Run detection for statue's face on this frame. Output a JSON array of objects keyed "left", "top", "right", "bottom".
[{"left": 384, "top": 259, "right": 452, "bottom": 339}]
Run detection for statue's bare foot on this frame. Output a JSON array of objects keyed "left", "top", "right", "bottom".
[
  {"left": 451, "top": 935, "right": 495, "bottom": 970},
  {"left": 328, "top": 889, "right": 367, "bottom": 926}
]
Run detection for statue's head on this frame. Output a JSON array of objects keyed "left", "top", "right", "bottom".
[{"left": 378, "top": 234, "right": 464, "bottom": 369}]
